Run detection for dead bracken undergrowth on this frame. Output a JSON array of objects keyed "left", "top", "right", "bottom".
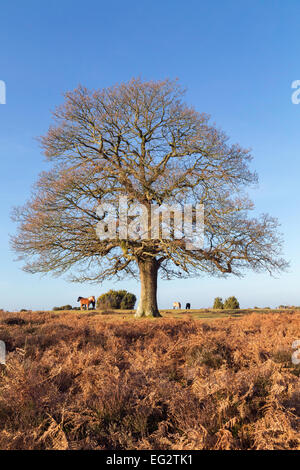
[{"left": 0, "top": 310, "right": 299, "bottom": 450}]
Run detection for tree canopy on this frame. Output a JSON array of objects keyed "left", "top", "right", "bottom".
[{"left": 12, "top": 78, "right": 288, "bottom": 316}]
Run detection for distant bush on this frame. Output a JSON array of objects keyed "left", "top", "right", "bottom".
[
  {"left": 20, "top": 309, "right": 28, "bottom": 312},
  {"left": 224, "top": 296, "right": 240, "bottom": 309},
  {"left": 53, "top": 305, "right": 73, "bottom": 311},
  {"left": 120, "top": 293, "right": 137, "bottom": 309},
  {"left": 97, "top": 290, "right": 136, "bottom": 310},
  {"left": 97, "top": 290, "right": 126, "bottom": 309},
  {"left": 213, "top": 297, "right": 224, "bottom": 309}
]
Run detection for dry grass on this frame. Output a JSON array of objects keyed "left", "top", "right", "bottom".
[{"left": 0, "top": 309, "right": 299, "bottom": 450}]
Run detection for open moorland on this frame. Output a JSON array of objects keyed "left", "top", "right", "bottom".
[{"left": 0, "top": 309, "right": 299, "bottom": 450}]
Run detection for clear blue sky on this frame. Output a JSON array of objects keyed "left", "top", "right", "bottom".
[{"left": 1, "top": 0, "right": 300, "bottom": 310}]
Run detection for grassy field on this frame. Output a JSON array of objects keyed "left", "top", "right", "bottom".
[
  {"left": 0, "top": 308, "right": 299, "bottom": 450},
  {"left": 37, "top": 306, "right": 300, "bottom": 321},
  {"left": 159, "top": 307, "right": 300, "bottom": 320}
]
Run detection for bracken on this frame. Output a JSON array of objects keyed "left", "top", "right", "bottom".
[{"left": 0, "top": 310, "right": 299, "bottom": 450}]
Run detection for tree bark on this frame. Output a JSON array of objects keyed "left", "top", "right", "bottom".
[{"left": 135, "top": 257, "right": 162, "bottom": 318}]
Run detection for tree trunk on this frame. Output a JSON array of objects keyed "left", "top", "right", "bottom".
[{"left": 135, "top": 258, "right": 162, "bottom": 318}]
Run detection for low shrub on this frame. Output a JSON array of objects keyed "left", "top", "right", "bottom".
[
  {"left": 224, "top": 296, "right": 240, "bottom": 309},
  {"left": 53, "top": 305, "right": 73, "bottom": 311},
  {"left": 120, "top": 293, "right": 137, "bottom": 309},
  {"left": 213, "top": 297, "right": 224, "bottom": 309},
  {"left": 97, "top": 290, "right": 136, "bottom": 310}
]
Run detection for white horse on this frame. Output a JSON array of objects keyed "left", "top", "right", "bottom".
[{"left": 173, "top": 301, "right": 181, "bottom": 309}]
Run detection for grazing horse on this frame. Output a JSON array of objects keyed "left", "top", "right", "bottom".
[
  {"left": 77, "top": 296, "right": 95, "bottom": 310},
  {"left": 185, "top": 303, "right": 191, "bottom": 309},
  {"left": 88, "top": 296, "right": 95, "bottom": 309},
  {"left": 173, "top": 301, "right": 181, "bottom": 309}
]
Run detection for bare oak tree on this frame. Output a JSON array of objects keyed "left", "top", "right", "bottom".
[{"left": 12, "top": 79, "right": 287, "bottom": 317}]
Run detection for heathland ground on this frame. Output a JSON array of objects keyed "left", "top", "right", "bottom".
[{"left": 0, "top": 308, "right": 299, "bottom": 450}]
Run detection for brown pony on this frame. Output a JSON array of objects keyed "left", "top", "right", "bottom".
[{"left": 77, "top": 296, "right": 95, "bottom": 310}]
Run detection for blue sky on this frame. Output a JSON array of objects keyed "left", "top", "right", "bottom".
[{"left": 1, "top": 0, "right": 300, "bottom": 310}]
